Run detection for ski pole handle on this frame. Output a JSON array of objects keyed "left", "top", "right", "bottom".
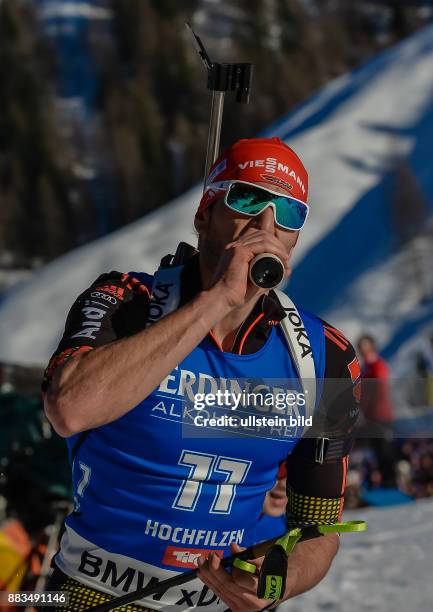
[
  {"left": 84, "top": 534, "right": 282, "bottom": 612},
  {"left": 256, "top": 521, "right": 367, "bottom": 602},
  {"left": 85, "top": 522, "right": 367, "bottom": 611}
]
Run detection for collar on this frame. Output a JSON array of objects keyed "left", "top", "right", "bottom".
[{"left": 179, "top": 253, "right": 286, "bottom": 355}]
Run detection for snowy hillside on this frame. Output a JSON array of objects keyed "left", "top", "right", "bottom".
[
  {"left": 1, "top": 23, "right": 433, "bottom": 365},
  {"left": 286, "top": 498, "right": 433, "bottom": 612},
  {"left": 262, "top": 27, "right": 433, "bottom": 361}
]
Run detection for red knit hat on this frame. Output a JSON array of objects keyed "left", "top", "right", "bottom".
[{"left": 197, "top": 137, "right": 308, "bottom": 216}]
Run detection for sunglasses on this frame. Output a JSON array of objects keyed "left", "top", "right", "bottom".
[{"left": 223, "top": 181, "right": 309, "bottom": 231}]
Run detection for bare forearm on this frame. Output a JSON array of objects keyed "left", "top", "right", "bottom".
[
  {"left": 283, "top": 534, "right": 339, "bottom": 600},
  {"left": 45, "top": 288, "right": 230, "bottom": 435}
]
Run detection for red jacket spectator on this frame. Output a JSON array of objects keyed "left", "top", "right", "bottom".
[{"left": 358, "top": 336, "right": 394, "bottom": 423}]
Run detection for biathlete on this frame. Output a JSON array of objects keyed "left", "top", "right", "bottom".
[{"left": 42, "top": 137, "right": 360, "bottom": 611}]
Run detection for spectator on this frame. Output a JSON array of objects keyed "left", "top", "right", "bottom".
[
  {"left": 416, "top": 335, "right": 433, "bottom": 406},
  {"left": 396, "top": 459, "right": 412, "bottom": 495},
  {"left": 344, "top": 470, "right": 367, "bottom": 509},
  {"left": 357, "top": 335, "right": 396, "bottom": 487},
  {"left": 413, "top": 453, "right": 433, "bottom": 498}
]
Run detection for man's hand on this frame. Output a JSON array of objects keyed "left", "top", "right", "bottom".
[
  {"left": 197, "top": 543, "right": 274, "bottom": 611},
  {"left": 212, "top": 227, "right": 292, "bottom": 310},
  {"left": 198, "top": 533, "right": 340, "bottom": 610}
]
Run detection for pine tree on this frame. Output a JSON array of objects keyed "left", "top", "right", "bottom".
[{"left": 0, "top": 0, "right": 71, "bottom": 264}]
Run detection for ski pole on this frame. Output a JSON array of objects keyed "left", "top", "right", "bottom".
[
  {"left": 256, "top": 520, "right": 367, "bottom": 602},
  {"left": 84, "top": 532, "right": 282, "bottom": 612},
  {"left": 85, "top": 520, "right": 366, "bottom": 611}
]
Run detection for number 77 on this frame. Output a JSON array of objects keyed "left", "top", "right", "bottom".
[{"left": 172, "top": 450, "right": 251, "bottom": 515}]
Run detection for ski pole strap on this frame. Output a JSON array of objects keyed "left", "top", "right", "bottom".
[
  {"left": 256, "top": 529, "right": 302, "bottom": 600},
  {"left": 257, "top": 520, "right": 367, "bottom": 601},
  {"left": 318, "top": 520, "right": 367, "bottom": 534},
  {"left": 233, "top": 558, "right": 257, "bottom": 574}
]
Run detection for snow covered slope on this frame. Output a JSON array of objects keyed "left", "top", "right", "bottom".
[
  {"left": 286, "top": 498, "right": 433, "bottom": 612},
  {"left": 263, "top": 26, "right": 433, "bottom": 356},
  {"left": 1, "top": 24, "right": 433, "bottom": 365}
]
